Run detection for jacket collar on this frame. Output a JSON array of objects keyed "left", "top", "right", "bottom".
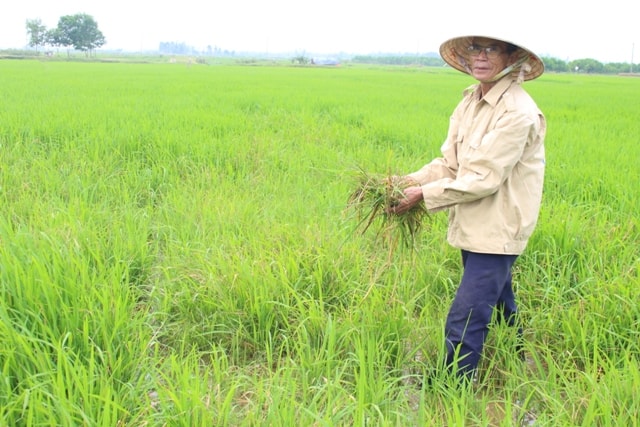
[{"left": 477, "top": 76, "right": 515, "bottom": 107}]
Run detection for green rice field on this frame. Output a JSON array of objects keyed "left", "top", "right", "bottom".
[{"left": 1, "top": 59, "right": 639, "bottom": 426}]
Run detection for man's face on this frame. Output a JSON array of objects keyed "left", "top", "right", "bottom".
[{"left": 466, "top": 37, "right": 512, "bottom": 82}]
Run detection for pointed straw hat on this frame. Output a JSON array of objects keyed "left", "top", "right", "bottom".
[{"left": 439, "top": 35, "right": 544, "bottom": 81}]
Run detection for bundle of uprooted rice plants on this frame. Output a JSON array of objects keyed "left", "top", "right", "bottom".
[{"left": 346, "top": 169, "right": 429, "bottom": 249}]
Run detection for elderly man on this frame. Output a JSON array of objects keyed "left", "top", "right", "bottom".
[{"left": 392, "top": 35, "right": 546, "bottom": 383}]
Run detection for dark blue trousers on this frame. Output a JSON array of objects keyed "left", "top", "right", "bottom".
[{"left": 444, "top": 250, "right": 520, "bottom": 378}]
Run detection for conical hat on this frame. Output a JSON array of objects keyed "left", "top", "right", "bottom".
[{"left": 439, "top": 35, "right": 544, "bottom": 81}]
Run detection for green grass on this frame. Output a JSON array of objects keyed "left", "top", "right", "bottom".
[{"left": 0, "top": 59, "right": 638, "bottom": 425}]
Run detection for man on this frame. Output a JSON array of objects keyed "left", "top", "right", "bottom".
[{"left": 391, "top": 35, "right": 546, "bottom": 382}]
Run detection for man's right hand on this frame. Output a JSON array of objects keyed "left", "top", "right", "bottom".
[{"left": 389, "top": 186, "right": 424, "bottom": 215}]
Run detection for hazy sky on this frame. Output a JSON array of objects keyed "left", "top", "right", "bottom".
[{"left": 1, "top": 0, "right": 638, "bottom": 63}]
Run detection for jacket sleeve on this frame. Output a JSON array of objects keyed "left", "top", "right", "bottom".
[{"left": 421, "top": 108, "right": 536, "bottom": 212}]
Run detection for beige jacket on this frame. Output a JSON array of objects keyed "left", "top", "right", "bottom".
[{"left": 408, "top": 77, "right": 546, "bottom": 255}]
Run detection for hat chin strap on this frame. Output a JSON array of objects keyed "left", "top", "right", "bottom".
[
  {"left": 479, "top": 55, "right": 531, "bottom": 83},
  {"left": 457, "top": 53, "right": 532, "bottom": 84}
]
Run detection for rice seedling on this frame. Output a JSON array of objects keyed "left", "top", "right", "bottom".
[{"left": 346, "top": 168, "right": 429, "bottom": 251}]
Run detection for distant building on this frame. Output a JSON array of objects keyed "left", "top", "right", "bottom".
[{"left": 311, "top": 57, "right": 340, "bottom": 66}]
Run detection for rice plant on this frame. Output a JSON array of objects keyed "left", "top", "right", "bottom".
[
  {"left": 346, "top": 168, "right": 429, "bottom": 250},
  {"left": 0, "top": 59, "right": 638, "bottom": 425}
]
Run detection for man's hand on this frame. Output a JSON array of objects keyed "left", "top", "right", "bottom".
[{"left": 389, "top": 186, "right": 424, "bottom": 215}]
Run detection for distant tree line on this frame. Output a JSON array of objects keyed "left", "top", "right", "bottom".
[
  {"left": 25, "top": 14, "right": 105, "bottom": 56},
  {"left": 19, "top": 18, "right": 638, "bottom": 73},
  {"left": 541, "top": 57, "right": 635, "bottom": 74},
  {"left": 352, "top": 54, "right": 637, "bottom": 75}
]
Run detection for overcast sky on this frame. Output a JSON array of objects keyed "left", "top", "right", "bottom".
[{"left": 1, "top": 0, "right": 638, "bottom": 63}]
